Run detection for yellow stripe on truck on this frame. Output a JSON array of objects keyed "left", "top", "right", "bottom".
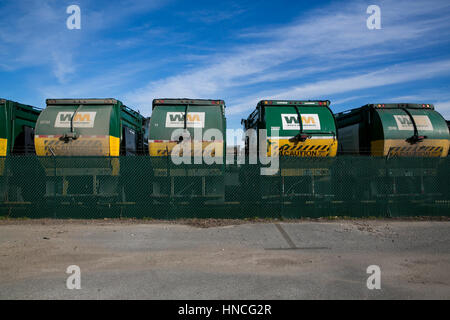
[
  {"left": 34, "top": 135, "right": 121, "bottom": 176},
  {"left": 35, "top": 135, "right": 117, "bottom": 156},
  {"left": 0, "top": 139, "right": 7, "bottom": 176},
  {"left": 149, "top": 141, "right": 224, "bottom": 157},
  {"left": 109, "top": 136, "right": 120, "bottom": 157},
  {"left": 0, "top": 138, "right": 7, "bottom": 156},
  {"left": 371, "top": 139, "right": 450, "bottom": 157},
  {"left": 267, "top": 138, "right": 338, "bottom": 157}
]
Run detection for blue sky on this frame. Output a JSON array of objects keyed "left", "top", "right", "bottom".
[{"left": 1, "top": 0, "right": 450, "bottom": 131}]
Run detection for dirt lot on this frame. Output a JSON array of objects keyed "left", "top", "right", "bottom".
[{"left": 0, "top": 218, "right": 449, "bottom": 299}]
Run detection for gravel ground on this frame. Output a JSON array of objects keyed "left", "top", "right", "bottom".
[{"left": 0, "top": 219, "right": 449, "bottom": 299}]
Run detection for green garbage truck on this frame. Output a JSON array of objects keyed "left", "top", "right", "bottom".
[
  {"left": 0, "top": 98, "right": 41, "bottom": 203},
  {"left": 335, "top": 103, "right": 450, "bottom": 200},
  {"left": 241, "top": 100, "right": 338, "bottom": 202},
  {"left": 34, "top": 98, "right": 147, "bottom": 201},
  {"left": 336, "top": 103, "right": 449, "bottom": 157},
  {"left": 148, "top": 99, "right": 226, "bottom": 203},
  {"left": 0, "top": 98, "right": 41, "bottom": 156}
]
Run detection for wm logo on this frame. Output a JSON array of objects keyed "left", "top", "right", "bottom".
[
  {"left": 169, "top": 114, "right": 183, "bottom": 122},
  {"left": 166, "top": 112, "right": 205, "bottom": 128},
  {"left": 59, "top": 113, "right": 91, "bottom": 122},
  {"left": 59, "top": 114, "right": 73, "bottom": 122},
  {"left": 55, "top": 112, "right": 96, "bottom": 128},
  {"left": 284, "top": 115, "right": 299, "bottom": 124},
  {"left": 169, "top": 114, "right": 201, "bottom": 122},
  {"left": 302, "top": 116, "right": 316, "bottom": 124},
  {"left": 73, "top": 113, "right": 91, "bottom": 122},
  {"left": 397, "top": 117, "right": 412, "bottom": 125},
  {"left": 394, "top": 115, "right": 433, "bottom": 131},
  {"left": 281, "top": 114, "right": 321, "bottom": 130}
]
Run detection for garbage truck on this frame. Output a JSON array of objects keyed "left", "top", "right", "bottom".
[
  {"left": 148, "top": 99, "right": 226, "bottom": 203},
  {"left": 34, "top": 98, "right": 147, "bottom": 202},
  {"left": 241, "top": 100, "right": 338, "bottom": 202},
  {"left": 0, "top": 98, "right": 40, "bottom": 156},
  {"left": 335, "top": 103, "right": 450, "bottom": 200},
  {"left": 0, "top": 98, "right": 41, "bottom": 202}
]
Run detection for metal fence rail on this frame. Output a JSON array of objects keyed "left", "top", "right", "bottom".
[{"left": 0, "top": 156, "right": 449, "bottom": 219}]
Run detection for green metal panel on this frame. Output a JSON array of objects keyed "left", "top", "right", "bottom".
[
  {"left": 148, "top": 99, "right": 226, "bottom": 201},
  {"left": 0, "top": 100, "right": 8, "bottom": 141},
  {"left": 244, "top": 100, "right": 335, "bottom": 136},
  {"left": 36, "top": 103, "right": 113, "bottom": 136},
  {"left": 374, "top": 107, "right": 449, "bottom": 140},
  {"left": 242, "top": 100, "right": 338, "bottom": 158},
  {"left": 0, "top": 99, "right": 40, "bottom": 155},
  {"left": 336, "top": 103, "right": 450, "bottom": 156},
  {"left": 447, "top": 121, "right": 450, "bottom": 137},
  {"left": 118, "top": 103, "right": 145, "bottom": 136},
  {"left": 35, "top": 99, "right": 145, "bottom": 139},
  {"left": 264, "top": 105, "right": 336, "bottom": 138},
  {"left": 149, "top": 98, "right": 226, "bottom": 142}
]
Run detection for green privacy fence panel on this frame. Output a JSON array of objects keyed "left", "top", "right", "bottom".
[{"left": 0, "top": 156, "right": 449, "bottom": 219}]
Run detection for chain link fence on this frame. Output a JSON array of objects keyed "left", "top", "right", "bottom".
[{"left": 0, "top": 156, "right": 449, "bottom": 219}]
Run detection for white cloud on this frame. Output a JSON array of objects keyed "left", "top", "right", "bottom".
[
  {"left": 3, "top": 0, "right": 449, "bottom": 117},
  {"left": 0, "top": 0, "right": 170, "bottom": 82},
  {"left": 226, "top": 60, "right": 450, "bottom": 115},
  {"left": 124, "top": 0, "right": 450, "bottom": 114},
  {"left": 386, "top": 91, "right": 450, "bottom": 119},
  {"left": 331, "top": 95, "right": 371, "bottom": 105},
  {"left": 178, "top": 6, "right": 247, "bottom": 24},
  {"left": 39, "top": 61, "right": 155, "bottom": 100},
  {"left": 434, "top": 101, "right": 450, "bottom": 119}
]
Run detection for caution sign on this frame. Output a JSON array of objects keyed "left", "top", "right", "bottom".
[
  {"left": 371, "top": 139, "right": 450, "bottom": 157},
  {"left": 267, "top": 138, "right": 337, "bottom": 157},
  {"left": 388, "top": 146, "right": 444, "bottom": 157}
]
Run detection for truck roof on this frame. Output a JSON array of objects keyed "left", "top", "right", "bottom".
[
  {"left": 257, "top": 100, "right": 330, "bottom": 107},
  {"left": 336, "top": 103, "right": 435, "bottom": 119},
  {"left": 45, "top": 98, "right": 143, "bottom": 122},
  {"left": 243, "top": 100, "right": 332, "bottom": 127},
  {"left": 152, "top": 98, "right": 225, "bottom": 109},
  {"left": 364, "top": 103, "right": 434, "bottom": 110},
  {"left": 46, "top": 98, "right": 118, "bottom": 105},
  {"left": 0, "top": 98, "right": 42, "bottom": 112}
]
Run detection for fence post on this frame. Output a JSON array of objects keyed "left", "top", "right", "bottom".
[{"left": 279, "top": 157, "right": 284, "bottom": 219}]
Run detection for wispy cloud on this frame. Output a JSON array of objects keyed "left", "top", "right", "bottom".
[
  {"left": 0, "top": 0, "right": 170, "bottom": 82},
  {"left": 227, "top": 60, "right": 450, "bottom": 115},
  {"left": 124, "top": 0, "right": 450, "bottom": 116},
  {"left": 38, "top": 61, "right": 161, "bottom": 104},
  {"left": 2, "top": 0, "right": 449, "bottom": 122},
  {"left": 388, "top": 91, "right": 450, "bottom": 118},
  {"left": 0, "top": 1, "right": 64, "bottom": 74},
  {"left": 178, "top": 6, "right": 246, "bottom": 24},
  {"left": 435, "top": 101, "right": 450, "bottom": 118}
]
